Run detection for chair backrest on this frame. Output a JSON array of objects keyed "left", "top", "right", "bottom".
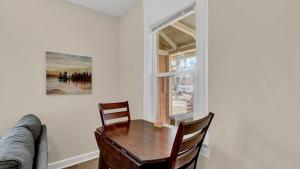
[
  {"left": 168, "top": 113, "right": 214, "bottom": 169},
  {"left": 98, "top": 101, "right": 131, "bottom": 127}
]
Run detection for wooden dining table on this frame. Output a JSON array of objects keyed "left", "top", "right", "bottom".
[{"left": 95, "top": 120, "right": 178, "bottom": 169}]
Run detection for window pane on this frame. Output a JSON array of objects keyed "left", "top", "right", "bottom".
[
  {"left": 171, "top": 74, "right": 194, "bottom": 115},
  {"left": 156, "top": 77, "right": 170, "bottom": 124},
  {"left": 155, "top": 13, "right": 197, "bottom": 125},
  {"left": 156, "top": 74, "right": 194, "bottom": 125},
  {"left": 157, "top": 52, "right": 196, "bottom": 73},
  {"left": 170, "top": 52, "right": 196, "bottom": 72},
  {"left": 157, "top": 51, "right": 171, "bottom": 73}
]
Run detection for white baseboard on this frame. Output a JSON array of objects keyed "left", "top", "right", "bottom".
[{"left": 48, "top": 151, "right": 99, "bottom": 169}]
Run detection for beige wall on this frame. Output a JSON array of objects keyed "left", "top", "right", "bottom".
[
  {"left": 198, "top": 0, "right": 300, "bottom": 168},
  {"left": 117, "top": 0, "right": 144, "bottom": 119},
  {"left": 0, "top": 0, "right": 119, "bottom": 163}
]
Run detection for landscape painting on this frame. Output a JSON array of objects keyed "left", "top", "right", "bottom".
[{"left": 46, "top": 52, "right": 92, "bottom": 95}]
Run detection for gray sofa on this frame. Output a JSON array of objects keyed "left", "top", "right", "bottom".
[{"left": 0, "top": 114, "right": 48, "bottom": 169}]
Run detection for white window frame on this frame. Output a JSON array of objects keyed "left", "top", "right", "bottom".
[{"left": 146, "top": 1, "right": 208, "bottom": 123}]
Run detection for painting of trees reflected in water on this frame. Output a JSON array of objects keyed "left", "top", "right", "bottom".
[{"left": 46, "top": 52, "right": 92, "bottom": 95}]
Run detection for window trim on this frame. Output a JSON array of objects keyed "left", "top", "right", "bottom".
[{"left": 144, "top": 0, "right": 209, "bottom": 123}]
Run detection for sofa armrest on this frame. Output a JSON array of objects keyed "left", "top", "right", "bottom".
[{"left": 35, "top": 125, "right": 48, "bottom": 169}]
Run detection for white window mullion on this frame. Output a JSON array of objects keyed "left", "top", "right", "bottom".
[{"left": 153, "top": 70, "right": 194, "bottom": 78}]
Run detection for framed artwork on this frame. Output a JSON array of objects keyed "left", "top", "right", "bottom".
[{"left": 46, "top": 52, "right": 92, "bottom": 95}]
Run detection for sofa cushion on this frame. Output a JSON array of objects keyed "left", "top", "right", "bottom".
[
  {"left": 16, "top": 114, "right": 41, "bottom": 141},
  {"left": 0, "top": 127, "right": 35, "bottom": 169}
]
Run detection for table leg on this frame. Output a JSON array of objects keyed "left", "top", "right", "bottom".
[{"left": 98, "top": 153, "right": 109, "bottom": 169}]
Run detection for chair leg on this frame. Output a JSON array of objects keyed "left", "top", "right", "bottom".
[{"left": 193, "top": 155, "right": 199, "bottom": 169}]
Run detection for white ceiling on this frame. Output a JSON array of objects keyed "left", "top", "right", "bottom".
[{"left": 66, "top": 0, "right": 139, "bottom": 17}]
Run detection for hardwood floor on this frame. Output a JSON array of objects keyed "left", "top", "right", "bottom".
[{"left": 64, "top": 159, "right": 98, "bottom": 169}]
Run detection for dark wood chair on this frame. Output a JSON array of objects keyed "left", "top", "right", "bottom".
[
  {"left": 168, "top": 113, "right": 214, "bottom": 169},
  {"left": 98, "top": 101, "right": 131, "bottom": 127}
]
